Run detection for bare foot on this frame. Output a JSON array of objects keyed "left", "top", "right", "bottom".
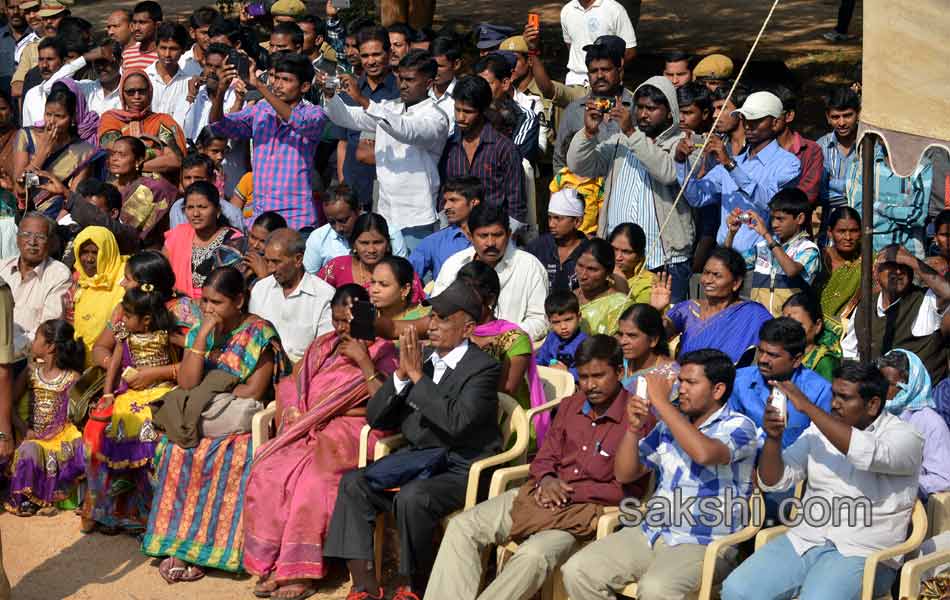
[{"left": 254, "top": 573, "right": 279, "bottom": 597}]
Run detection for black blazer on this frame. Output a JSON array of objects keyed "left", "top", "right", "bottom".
[{"left": 367, "top": 343, "right": 503, "bottom": 464}]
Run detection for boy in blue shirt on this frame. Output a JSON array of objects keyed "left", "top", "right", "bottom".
[
  {"left": 725, "top": 188, "right": 820, "bottom": 316},
  {"left": 536, "top": 290, "right": 588, "bottom": 381}
]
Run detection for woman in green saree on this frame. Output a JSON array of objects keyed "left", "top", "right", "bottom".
[
  {"left": 816, "top": 206, "right": 862, "bottom": 331},
  {"left": 782, "top": 291, "right": 841, "bottom": 382},
  {"left": 575, "top": 238, "right": 630, "bottom": 336}
]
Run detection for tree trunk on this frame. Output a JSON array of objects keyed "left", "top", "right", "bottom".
[{"left": 380, "top": 0, "right": 436, "bottom": 29}]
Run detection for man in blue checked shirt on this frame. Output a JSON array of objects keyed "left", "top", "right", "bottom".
[{"left": 561, "top": 349, "right": 758, "bottom": 600}]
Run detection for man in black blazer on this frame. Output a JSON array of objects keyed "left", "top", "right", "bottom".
[{"left": 324, "top": 280, "right": 503, "bottom": 600}]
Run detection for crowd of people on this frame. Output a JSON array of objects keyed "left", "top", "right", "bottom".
[{"left": 0, "top": 0, "right": 948, "bottom": 599}]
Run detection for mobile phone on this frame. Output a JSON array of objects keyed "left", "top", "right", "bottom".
[
  {"left": 350, "top": 300, "right": 376, "bottom": 341},
  {"left": 771, "top": 387, "right": 787, "bottom": 423},
  {"left": 527, "top": 13, "right": 540, "bottom": 30},
  {"left": 635, "top": 376, "right": 648, "bottom": 400},
  {"left": 246, "top": 2, "right": 266, "bottom": 17},
  {"left": 692, "top": 132, "right": 707, "bottom": 149},
  {"left": 228, "top": 49, "right": 250, "bottom": 81},
  {"left": 591, "top": 96, "right": 616, "bottom": 113},
  {"left": 122, "top": 366, "right": 139, "bottom": 382}
]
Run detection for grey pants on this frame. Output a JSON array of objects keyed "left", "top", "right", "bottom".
[
  {"left": 424, "top": 489, "right": 580, "bottom": 600},
  {"left": 561, "top": 526, "right": 735, "bottom": 600}
]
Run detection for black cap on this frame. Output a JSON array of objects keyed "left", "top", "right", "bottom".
[
  {"left": 582, "top": 35, "right": 626, "bottom": 60},
  {"left": 423, "top": 279, "right": 483, "bottom": 322}
]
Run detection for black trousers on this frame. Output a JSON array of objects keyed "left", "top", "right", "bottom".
[
  {"left": 836, "top": 0, "right": 857, "bottom": 33},
  {"left": 324, "top": 461, "right": 468, "bottom": 577}
]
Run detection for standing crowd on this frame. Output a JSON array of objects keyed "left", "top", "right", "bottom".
[{"left": 0, "top": 0, "right": 948, "bottom": 599}]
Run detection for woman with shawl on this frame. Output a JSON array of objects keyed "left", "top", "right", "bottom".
[
  {"left": 877, "top": 349, "right": 950, "bottom": 500},
  {"left": 13, "top": 82, "right": 96, "bottom": 218},
  {"left": 243, "top": 284, "right": 398, "bottom": 599},
  {"left": 816, "top": 206, "right": 862, "bottom": 332},
  {"left": 98, "top": 71, "right": 185, "bottom": 182},
  {"left": 107, "top": 135, "right": 178, "bottom": 249},
  {"left": 652, "top": 247, "right": 772, "bottom": 364},
  {"left": 68, "top": 227, "right": 128, "bottom": 367}
]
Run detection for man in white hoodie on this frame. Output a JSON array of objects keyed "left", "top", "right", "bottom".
[{"left": 568, "top": 75, "right": 694, "bottom": 303}]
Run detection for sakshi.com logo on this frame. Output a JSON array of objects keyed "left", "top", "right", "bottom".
[{"left": 618, "top": 488, "right": 873, "bottom": 529}]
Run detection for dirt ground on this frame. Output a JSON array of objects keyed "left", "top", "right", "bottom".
[{"left": 3, "top": 0, "right": 863, "bottom": 598}]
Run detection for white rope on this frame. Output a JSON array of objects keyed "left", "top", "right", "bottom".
[{"left": 648, "top": 0, "right": 784, "bottom": 261}]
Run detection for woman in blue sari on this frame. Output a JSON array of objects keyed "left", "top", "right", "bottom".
[{"left": 651, "top": 246, "right": 771, "bottom": 363}]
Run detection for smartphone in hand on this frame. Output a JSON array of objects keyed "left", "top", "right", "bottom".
[{"left": 350, "top": 300, "right": 376, "bottom": 341}]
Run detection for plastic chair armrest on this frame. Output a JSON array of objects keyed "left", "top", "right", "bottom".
[
  {"left": 488, "top": 464, "right": 532, "bottom": 499},
  {"left": 898, "top": 548, "right": 950, "bottom": 600},
  {"left": 860, "top": 501, "right": 928, "bottom": 600},
  {"left": 755, "top": 525, "right": 790, "bottom": 551},
  {"left": 251, "top": 404, "right": 277, "bottom": 453}
]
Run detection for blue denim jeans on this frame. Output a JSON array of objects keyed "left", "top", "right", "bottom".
[{"left": 721, "top": 535, "right": 897, "bottom": 600}]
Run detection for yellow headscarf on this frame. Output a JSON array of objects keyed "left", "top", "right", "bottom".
[{"left": 72, "top": 226, "right": 128, "bottom": 366}]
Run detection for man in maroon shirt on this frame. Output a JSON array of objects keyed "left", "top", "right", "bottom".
[
  {"left": 773, "top": 85, "right": 823, "bottom": 206},
  {"left": 423, "top": 335, "right": 654, "bottom": 600}
]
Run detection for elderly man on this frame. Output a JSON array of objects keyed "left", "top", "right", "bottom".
[
  {"left": 0, "top": 213, "right": 70, "bottom": 358},
  {"left": 248, "top": 228, "right": 334, "bottom": 363},
  {"left": 325, "top": 279, "right": 503, "bottom": 600}
]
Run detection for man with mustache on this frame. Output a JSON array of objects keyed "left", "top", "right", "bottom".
[
  {"left": 721, "top": 360, "right": 923, "bottom": 600},
  {"left": 408, "top": 175, "right": 478, "bottom": 281},
  {"left": 433, "top": 203, "right": 550, "bottom": 341},
  {"left": 842, "top": 244, "right": 950, "bottom": 381},
  {"left": 10, "top": 0, "right": 67, "bottom": 102},
  {"left": 568, "top": 74, "right": 695, "bottom": 303},
  {"left": 38, "top": 40, "right": 122, "bottom": 116},
  {"left": 0, "top": 0, "right": 40, "bottom": 97},
  {"left": 19, "top": 35, "right": 64, "bottom": 126}
]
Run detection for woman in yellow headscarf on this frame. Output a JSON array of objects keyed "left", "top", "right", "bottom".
[{"left": 70, "top": 227, "right": 128, "bottom": 367}]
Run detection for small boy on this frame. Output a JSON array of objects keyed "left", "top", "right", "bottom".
[
  {"left": 536, "top": 290, "right": 588, "bottom": 381},
  {"left": 725, "top": 188, "right": 819, "bottom": 316}
]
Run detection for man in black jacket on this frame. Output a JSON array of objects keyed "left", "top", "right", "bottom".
[{"left": 324, "top": 279, "right": 503, "bottom": 600}]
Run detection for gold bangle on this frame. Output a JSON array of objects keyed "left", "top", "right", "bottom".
[
  {"left": 101, "top": 393, "right": 114, "bottom": 399},
  {"left": 186, "top": 347, "right": 206, "bottom": 357},
  {"left": 364, "top": 371, "right": 380, "bottom": 383}
]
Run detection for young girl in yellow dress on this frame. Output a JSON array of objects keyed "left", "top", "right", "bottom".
[
  {"left": 5, "top": 320, "right": 86, "bottom": 516},
  {"left": 97, "top": 285, "right": 177, "bottom": 474}
]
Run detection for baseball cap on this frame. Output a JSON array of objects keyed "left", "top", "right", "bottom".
[
  {"left": 270, "top": 0, "right": 306, "bottom": 17},
  {"left": 37, "top": 0, "right": 67, "bottom": 18},
  {"left": 422, "top": 279, "right": 483, "bottom": 322},
  {"left": 582, "top": 35, "right": 625, "bottom": 60},
  {"left": 476, "top": 23, "right": 515, "bottom": 50},
  {"left": 499, "top": 35, "right": 529, "bottom": 54},
  {"left": 693, "top": 54, "right": 733, "bottom": 80},
  {"left": 732, "top": 91, "right": 784, "bottom": 120}
]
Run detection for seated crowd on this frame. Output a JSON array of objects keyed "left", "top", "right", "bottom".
[{"left": 0, "top": 2, "right": 948, "bottom": 600}]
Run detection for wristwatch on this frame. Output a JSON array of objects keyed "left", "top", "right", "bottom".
[
  {"left": 725, "top": 159, "right": 737, "bottom": 171},
  {"left": 768, "top": 240, "right": 781, "bottom": 251}
]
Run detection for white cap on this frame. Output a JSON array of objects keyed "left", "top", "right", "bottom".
[
  {"left": 732, "top": 91, "right": 784, "bottom": 120},
  {"left": 548, "top": 188, "right": 584, "bottom": 218}
]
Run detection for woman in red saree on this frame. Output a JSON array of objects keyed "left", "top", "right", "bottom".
[
  {"left": 97, "top": 71, "right": 185, "bottom": 183},
  {"left": 243, "top": 284, "right": 398, "bottom": 599}
]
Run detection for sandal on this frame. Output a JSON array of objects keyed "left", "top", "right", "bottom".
[
  {"left": 272, "top": 582, "right": 316, "bottom": 600},
  {"left": 254, "top": 574, "right": 279, "bottom": 598},
  {"left": 179, "top": 564, "right": 206, "bottom": 583},
  {"left": 159, "top": 557, "right": 185, "bottom": 585}
]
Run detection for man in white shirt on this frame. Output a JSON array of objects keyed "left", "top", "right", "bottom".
[
  {"left": 40, "top": 42, "right": 122, "bottom": 116},
  {"left": 841, "top": 245, "right": 950, "bottom": 381},
  {"left": 324, "top": 49, "right": 449, "bottom": 253},
  {"left": 434, "top": 204, "right": 550, "bottom": 340},
  {"left": 721, "top": 360, "right": 923, "bottom": 600},
  {"left": 179, "top": 6, "right": 217, "bottom": 74},
  {"left": 0, "top": 213, "right": 70, "bottom": 358},
  {"left": 147, "top": 22, "right": 201, "bottom": 127},
  {"left": 560, "top": 0, "right": 637, "bottom": 87},
  {"left": 248, "top": 229, "right": 333, "bottom": 363},
  {"left": 429, "top": 35, "right": 461, "bottom": 134},
  {"left": 182, "top": 43, "right": 241, "bottom": 142},
  {"left": 20, "top": 36, "right": 64, "bottom": 126}
]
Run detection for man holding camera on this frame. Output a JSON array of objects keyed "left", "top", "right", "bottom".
[{"left": 567, "top": 74, "right": 695, "bottom": 303}]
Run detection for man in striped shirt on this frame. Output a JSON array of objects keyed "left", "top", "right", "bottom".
[
  {"left": 474, "top": 53, "right": 539, "bottom": 163},
  {"left": 439, "top": 75, "right": 527, "bottom": 229},
  {"left": 122, "top": 1, "right": 160, "bottom": 72}
]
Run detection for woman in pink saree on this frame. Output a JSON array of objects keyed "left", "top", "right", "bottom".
[{"left": 242, "top": 284, "right": 398, "bottom": 599}]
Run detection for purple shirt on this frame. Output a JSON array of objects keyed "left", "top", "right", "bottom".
[
  {"left": 210, "top": 99, "right": 328, "bottom": 230},
  {"left": 901, "top": 407, "right": 950, "bottom": 499}
]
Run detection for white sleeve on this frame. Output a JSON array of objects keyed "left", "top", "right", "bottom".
[
  {"left": 912, "top": 289, "right": 943, "bottom": 337},
  {"left": 325, "top": 94, "right": 377, "bottom": 134},
  {"left": 841, "top": 314, "right": 858, "bottom": 358},
  {"left": 615, "top": 5, "right": 638, "bottom": 47},
  {"left": 366, "top": 102, "right": 449, "bottom": 151},
  {"left": 41, "top": 56, "right": 87, "bottom": 94}
]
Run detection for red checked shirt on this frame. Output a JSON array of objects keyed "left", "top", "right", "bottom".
[{"left": 529, "top": 389, "right": 655, "bottom": 505}]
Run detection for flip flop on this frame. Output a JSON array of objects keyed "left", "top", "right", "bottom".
[
  {"left": 271, "top": 585, "right": 316, "bottom": 600},
  {"left": 254, "top": 576, "right": 278, "bottom": 598},
  {"left": 178, "top": 565, "right": 206, "bottom": 583}
]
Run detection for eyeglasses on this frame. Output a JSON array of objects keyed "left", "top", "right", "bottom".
[
  {"left": 17, "top": 232, "right": 48, "bottom": 242},
  {"left": 124, "top": 88, "right": 148, "bottom": 96}
]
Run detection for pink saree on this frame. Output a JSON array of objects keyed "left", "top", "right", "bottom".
[
  {"left": 474, "top": 319, "right": 550, "bottom": 443},
  {"left": 242, "top": 332, "right": 397, "bottom": 582}
]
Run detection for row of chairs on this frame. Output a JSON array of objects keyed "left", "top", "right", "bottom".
[{"left": 250, "top": 366, "right": 950, "bottom": 599}]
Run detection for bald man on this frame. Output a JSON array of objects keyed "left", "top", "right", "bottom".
[
  {"left": 106, "top": 10, "right": 133, "bottom": 49},
  {"left": 248, "top": 228, "right": 335, "bottom": 362}
]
